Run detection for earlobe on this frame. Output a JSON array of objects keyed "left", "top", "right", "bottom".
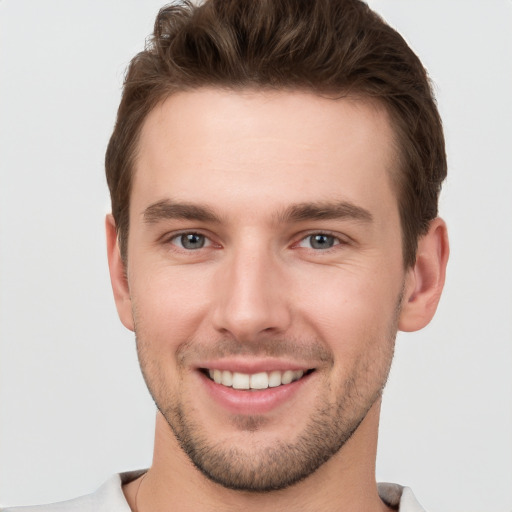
[
  {"left": 105, "top": 214, "right": 135, "bottom": 332},
  {"left": 398, "top": 218, "right": 449, "bottom": 332}
]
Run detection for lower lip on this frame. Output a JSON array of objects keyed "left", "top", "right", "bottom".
[{"left": 199, "top": 371, "right": 313, "bottom": 415}]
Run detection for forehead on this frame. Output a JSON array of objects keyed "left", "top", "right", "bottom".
[{"left": 132, "top": 88, "right": 399, "bottom": 219}]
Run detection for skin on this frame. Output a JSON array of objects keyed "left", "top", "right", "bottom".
[{"left": 107, "top": 89, "right": 449, "bottom": 512}]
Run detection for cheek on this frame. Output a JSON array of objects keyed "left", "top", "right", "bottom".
[
  {"left": 130, "top": 264, "right": 214, "bottom": 346},
  {"left": 291, "top": 264, "right": 402, "bottom": 352}
]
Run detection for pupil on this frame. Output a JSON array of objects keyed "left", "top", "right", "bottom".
[
  {"left": 181, "top": 233, "right": 204, "bottom": 249},
  {"left": 311, "top": 234, "right": 334, "bottom": 249}
]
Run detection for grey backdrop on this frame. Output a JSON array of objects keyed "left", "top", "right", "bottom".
[{"left": 1, "top": 1, "right": 511, "bottom": 510}]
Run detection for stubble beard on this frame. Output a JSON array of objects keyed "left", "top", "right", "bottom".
[
  {"left": 135, "top": 301, "right": 400, "bottom": 493},
  {"left": 159, "top": 373, "right": 388, "bottom": 492}
]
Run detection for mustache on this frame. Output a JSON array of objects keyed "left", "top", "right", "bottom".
[{"left": 174, "top": 336, "right": 334, "bottom": 366}]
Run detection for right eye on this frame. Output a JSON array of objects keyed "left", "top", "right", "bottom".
[{"left": 170, "top": 232, "right": 211, "bottom": 250}]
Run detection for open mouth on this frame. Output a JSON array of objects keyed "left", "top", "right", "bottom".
[{"left": 201, "top": 368, "right": 315, "bottom": 390}]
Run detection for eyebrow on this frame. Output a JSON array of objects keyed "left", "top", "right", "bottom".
[
  {"left": 276, "top": 201, "right": 373, "bottom": 224},
  {"left": 142, "top": 199, "right": 373, "bottom": 225},
  {"left": 143, "top": 199, "right": 222, "bottom": 224}
]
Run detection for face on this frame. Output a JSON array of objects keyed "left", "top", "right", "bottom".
[{"left": 121, "top": 89, "right": 409, "bottom": 491}]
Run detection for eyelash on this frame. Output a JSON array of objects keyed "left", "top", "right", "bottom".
[{"left": 163, "top": 231, "right": 347, "bottom": 253}]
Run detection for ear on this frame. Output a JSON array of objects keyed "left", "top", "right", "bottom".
[
  {"left": 399, "top": 217, "right": 449, "bottom": 332},
  {"left": 105, "top": 214, "right": 134, "bottom": 331}
]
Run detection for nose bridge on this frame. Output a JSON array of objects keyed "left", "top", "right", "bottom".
[{"left": 212, "top": 238, "right": 290, "bottom": 340}]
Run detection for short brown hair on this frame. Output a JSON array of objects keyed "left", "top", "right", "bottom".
[{"left": 105, "top": 0, "right": 446, "bottom": 267}]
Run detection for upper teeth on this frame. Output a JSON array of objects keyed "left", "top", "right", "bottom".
[{"left": 208, "top": 369, "right": 305, "bottom": 390}]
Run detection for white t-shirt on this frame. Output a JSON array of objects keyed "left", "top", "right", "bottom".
[{"left": 1, "top": 471, "right": 427, "bottom": 512}]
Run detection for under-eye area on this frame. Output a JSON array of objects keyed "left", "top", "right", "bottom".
[{"left": 201, "top": 368, "right": 316, "bottom": 390}]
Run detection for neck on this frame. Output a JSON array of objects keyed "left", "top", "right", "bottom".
[{"left": 124, "top": 400, "right": 391, "bottom": 512}]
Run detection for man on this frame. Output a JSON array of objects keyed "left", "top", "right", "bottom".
[{"left": 3, "top": 0, "right": 449, "bottom": 510}]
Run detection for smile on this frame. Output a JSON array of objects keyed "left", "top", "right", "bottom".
[{"left": 205, "top": 369, "right": 312, "bottom": 390}]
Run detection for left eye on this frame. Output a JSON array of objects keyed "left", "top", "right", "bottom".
[
  {"left": 298, "top": 234, "right": 340, "bottom": 250},
  {"left": 171, "top": 233, "right": 210, "bottom": 250}
]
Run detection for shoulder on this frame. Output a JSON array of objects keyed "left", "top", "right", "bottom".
[
  {"left": 378, "top": 482, "right": 428, "bottom": 512},
  {"left": 1, "top": 491, "right": 100, "bottom": 512},
  {"left": 1, "top": 472, "right": 144, "bottom": 512}
]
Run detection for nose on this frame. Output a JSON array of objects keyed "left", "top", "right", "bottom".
[{"left": 211, "top": 244, "right": 292, "bottom": 342}]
